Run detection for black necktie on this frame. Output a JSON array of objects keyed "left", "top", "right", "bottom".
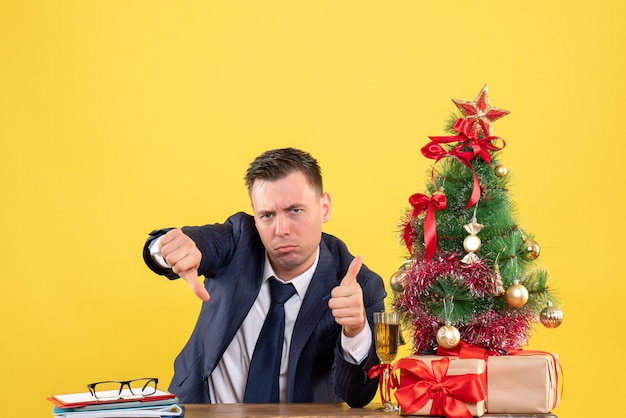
[{"left": 244, "top": 277, "right": 296, "bottom": 403}]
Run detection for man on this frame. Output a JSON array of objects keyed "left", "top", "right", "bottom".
[{"left": 143, "top": 148, "right": 386, "bottom": 406}]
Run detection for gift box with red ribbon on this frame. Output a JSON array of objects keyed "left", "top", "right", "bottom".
[
  {"left": 435, "top": 342, "right": 563, "bottom": 414},
  {"left": 393, "top": 355, "right": 486, "bottom": 418},
  {"left": 486, "top": 352, "right": 561, "bottom": 413}
]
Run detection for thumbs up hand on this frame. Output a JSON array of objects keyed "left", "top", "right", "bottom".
[{"left": 328, "top": 256, "right": 367, "bottom": 337}]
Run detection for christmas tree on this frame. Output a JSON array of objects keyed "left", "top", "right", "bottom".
[{"left": 393, "top": 85, "right": 563, "bottom": 355}]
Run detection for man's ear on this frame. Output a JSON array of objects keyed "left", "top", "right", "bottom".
[{"left": 321, "top": 192, "right": 332, "bottom": 222}]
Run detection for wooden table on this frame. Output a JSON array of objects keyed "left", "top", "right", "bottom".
[{"left": 180, "top": 403, "right": 557, "bottom": 417}]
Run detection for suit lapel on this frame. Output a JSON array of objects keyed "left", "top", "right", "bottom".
[
  {"left": 287, "top": 242, "right": 340, "bottom": 392},
  {"left": 204, "top": 250, "right": 265, "bottom": 373}
]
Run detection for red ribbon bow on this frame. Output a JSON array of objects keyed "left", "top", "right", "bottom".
[
  {"left": 367, "top": 363, "right": 398, "bottom": 405},
  {"left": 392, "top": 357, "right": 485, "bottom": 418},
  {"left": 403, "top": 191, "right": 447, "bottom": 260},
  {"left": 421, "top": 118, "right": 506, "bottom": 209},
  {"left": 428, "top": 118, "right": 505, "bottom": 163}
]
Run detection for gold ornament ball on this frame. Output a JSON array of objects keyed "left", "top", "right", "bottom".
[
  {"left": 540, "top": 305, "right": 564, "bottom": 328},
  {"left": 463, "top": 234, "right": 482, "bottom": 253},
  {"left": 436, "top": 324, "right": 460, "bottom": 349},
  {"left": 494, "top": 164, "right": 508, "bottom": 177},
  {"left": 522, "top": 239, "right": 541, "bottom": 260},
  {"left": 505, "top": 281, "right": 529, "bottom": 307},
  {"left": 389, "top": 270, "right": 406, "bottom": 293}
]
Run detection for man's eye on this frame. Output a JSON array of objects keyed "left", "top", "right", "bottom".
[
  {"left": 260, "top": 213, "right": 273, "bottom": 220},
  {"left": 291, "top": 208, "right": 302, "bottom": 214}
]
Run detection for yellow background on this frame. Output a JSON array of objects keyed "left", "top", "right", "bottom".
[{"left": 1, "top": 1, "right": 624, "bottom": 416}]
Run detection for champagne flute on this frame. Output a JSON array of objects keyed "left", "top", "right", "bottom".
[{"left": 373, "top": 310, "right": 400, "bottom": 412}]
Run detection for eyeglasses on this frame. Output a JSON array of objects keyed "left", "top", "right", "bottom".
[{"left": 87, "top": 378, "right": 158, "bottom": 400}]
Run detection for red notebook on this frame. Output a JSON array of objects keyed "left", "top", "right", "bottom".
[{"left": 48, "top": 389, "right": 177, "bottom": 410}]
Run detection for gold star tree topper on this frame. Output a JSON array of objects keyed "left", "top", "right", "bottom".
[{"left": 452, "top": 85, "right": 510, "bottom": 138}]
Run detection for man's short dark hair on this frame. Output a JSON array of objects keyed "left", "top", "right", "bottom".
[{"left": 245, "top": 148, "right": 323, "bottom": 195}]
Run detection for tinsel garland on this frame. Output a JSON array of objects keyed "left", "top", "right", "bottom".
[{"left": 393, "top": 252, "right": 537, "bottom": 354}]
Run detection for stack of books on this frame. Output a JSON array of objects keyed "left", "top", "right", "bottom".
[{"left": 47, "top": 388, "right": 183, "bottom": 417}]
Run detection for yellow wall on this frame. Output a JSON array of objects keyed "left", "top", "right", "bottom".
[{"left": 1, "top": 1, "right": 623, "bottom": 416}]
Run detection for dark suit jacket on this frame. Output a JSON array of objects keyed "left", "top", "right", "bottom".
[{"left": 143, "top": 212, "right": 386, "bottom": 407}]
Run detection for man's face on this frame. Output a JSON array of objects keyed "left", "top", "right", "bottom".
[{"left": 250, "top": 170, "right": 331, "bottom": 280}]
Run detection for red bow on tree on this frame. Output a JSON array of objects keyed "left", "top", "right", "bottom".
[
  {"left": 443, "top": 118, "right": 505, "bottom": 163},
  {"left": 403, "top": 191, "right": 447, "bottom": 261},
  {"left": 421, "top": 118, "right": 505, "bottom": 209}
]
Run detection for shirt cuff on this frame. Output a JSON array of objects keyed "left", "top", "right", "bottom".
[
  {"left": 340, "top": 324, "right": 372, "bottom": 364},
  {"left": 148, "top": 236, "right": 170, "bottom": 268}
]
